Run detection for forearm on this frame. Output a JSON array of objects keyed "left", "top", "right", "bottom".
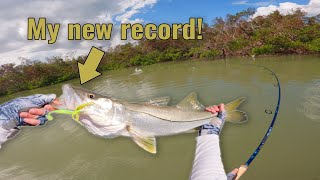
[{"left": 189, "top": 134, "right": 227, "bottom": 180}]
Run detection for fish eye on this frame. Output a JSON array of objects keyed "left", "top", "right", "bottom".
[{"left": 88, "top": 94, "right": 95, "bottom": 99}]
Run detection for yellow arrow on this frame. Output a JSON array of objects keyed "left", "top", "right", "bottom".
[{"left": 78, "top": 47, "right": 105, "bottom": 84}]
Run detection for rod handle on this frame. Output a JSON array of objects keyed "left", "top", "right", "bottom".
[{"left": 234, "top": 165, "right": 248, "bottom": 180}]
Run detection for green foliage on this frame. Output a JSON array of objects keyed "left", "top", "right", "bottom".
[
  {"left": 185, "top": 47, "right": 203, "bottom": 58},
  {"left": 130, "top": 49, "right": 184, "bottom": 66},
  {"left": 130, "top": 51, "right": 159, "bottom": 66},
  {"left": 200, "top": 49, "right": 221, "bottom": 59},
  {"left": 297, "top": 25, "right": 320, "bottom": 43},
  {"left": 227, "top": 38, "right": 250, "bottom": 51},
  {"left": 1, "top": 9, "right": 320, "bottom": 96},
  {"left": 288, "top": 41, "right": 309, "bottom": 53},
  {"left": 161, "top": 49, "right": 184, "bottom": 61},
  {"left": 251, "top": 44, "right": 275, "bottom": 55},
  {"left": 308, "top": 38, "right": 320, "bottom": 53},
  {"left": 267, "top": 35, "right": 292, "bottom": 52}
]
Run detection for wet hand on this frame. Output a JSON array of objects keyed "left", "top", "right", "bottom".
[
  {"left": 19, "top": 98, "right": 60, "bottom": 126},
  {"left": 0, "top": 94, "right": 59, "bottom": 126},
  {"left": 205, "top": 104, "right": 225, "bottom": 115}
]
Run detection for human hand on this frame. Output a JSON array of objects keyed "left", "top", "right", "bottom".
[
  {"left": 199, "top": 104, "right": 226, "bottom": 136},
  {"left": 205, "top": 103, "right": 226, "bottom": 123},
  {"left": 0, "top": 94, "right": 58, "bottom": 126},
  {"left": 205, "top": 103, "right": 225, "bottom": 115},
  {"left": 19, "top": 98, "right": 60, "bottom": 126},
  {"left": 227, "top": 168, "right": 239, "bottom": 180}
]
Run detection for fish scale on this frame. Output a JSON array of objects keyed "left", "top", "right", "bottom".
[{"left": 51, "top": 84, "right": 247, "bottom": 154}]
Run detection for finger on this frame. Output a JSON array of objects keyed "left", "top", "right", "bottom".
[
  {"left": 206, "top": 107, "right": 218, "bottom": 114},
  {"left": 231, "top": 168, "right": 239, "bottom": 174},
  {"left": 19, "top": 112, "right": 38, "bottom": 119},
  {"left": 219, "top": 103, "right": 225, "bottom": 112},
  {"left": 29, "top": 108, "right": 46, "bottom": 116},
  {"left": 227, "top": 168, "right": 239, "bottom": 180},
  {"left": 205, "top": 108, "right": 213, "bottom": 113},
  {"left": 213, "top": 105, "right": 219, "bottom": 112},
  {"left": 209, "top": 109, "right": 217, "bottom": 114},
  {"left": 44, "top": 104, "right": 55, "bottom": 111},
  {"left": 23, "top": 118, "right": 40, "bottom": 126}
]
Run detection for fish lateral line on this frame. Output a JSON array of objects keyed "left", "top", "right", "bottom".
[{"left": 127, "top": 109, "right": 215, "bottom": 122}]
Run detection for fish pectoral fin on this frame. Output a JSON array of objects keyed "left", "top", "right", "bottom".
[
  {"left": 127, "top": 126, "right": 157, "bottom": 154},
  {"left": 176, "top": 92, "right": 205, "bottom": 111},
  {"left": 145, "top": 96, "right": 171, "bottom": 106},
  {"left": 226, "top": 111, "right": 248, "bottom": 123}
]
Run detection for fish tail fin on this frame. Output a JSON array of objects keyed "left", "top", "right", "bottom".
[
  {"left": 225, "top": 97, "right": 247, "bottom": 123},
  {"left": 225, "top": 110, "right": 247, "bottom": 123}
]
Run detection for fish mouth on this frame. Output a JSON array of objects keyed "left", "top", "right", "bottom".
[{"left": 57, "top": 84, "right": 84, "bottom": 110}]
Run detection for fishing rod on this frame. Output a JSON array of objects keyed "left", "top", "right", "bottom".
[{"left": 235, "top": 65, "right": 281, "bottom": 180}]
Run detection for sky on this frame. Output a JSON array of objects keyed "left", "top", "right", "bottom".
[{"left": 0, "top": 0, "right": 318, "bottom": 66}]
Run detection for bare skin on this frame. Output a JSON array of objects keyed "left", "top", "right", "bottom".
[{"left": 19, "top": 99, "right": 60, "bottom": 126}]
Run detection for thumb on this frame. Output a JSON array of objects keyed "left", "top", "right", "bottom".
[{"left": 227, "top": 168, "right": 239, "bottom": 180}]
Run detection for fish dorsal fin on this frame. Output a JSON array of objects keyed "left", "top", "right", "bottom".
[
  {"left": 176, "top": 92, "right": 205, "bottom": 111},
  {"left": 127, "top": 126, "right": 157, "bottom": 154},
  {"left": 145, "top": 96, "right": 170, "bottom": 106}
]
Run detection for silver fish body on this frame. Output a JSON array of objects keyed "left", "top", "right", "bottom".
[{"left": 55, "top": 84, "right": 247, "bottom": 153}]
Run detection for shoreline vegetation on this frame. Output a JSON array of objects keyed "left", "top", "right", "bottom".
[{"left": 1, "top": 9, "right": 319, "bottom": 96}]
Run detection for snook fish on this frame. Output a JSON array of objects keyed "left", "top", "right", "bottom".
[{"left": 52, "top": 84, "right": 247, "bottom": 154}]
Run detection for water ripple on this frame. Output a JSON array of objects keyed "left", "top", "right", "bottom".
[{"left": 301, "top": 79, "right": 320, "bottom": 122}]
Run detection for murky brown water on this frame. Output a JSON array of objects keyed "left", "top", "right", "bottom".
[{"left": 0, "top": 55, "right": 319, "bottom": 180}]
